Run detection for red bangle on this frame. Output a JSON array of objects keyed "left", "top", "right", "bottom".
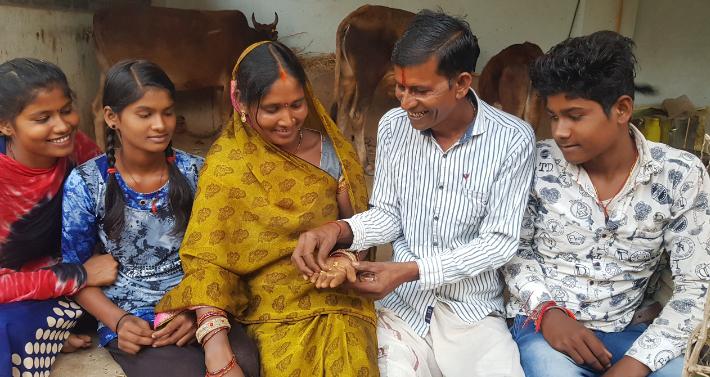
[
  {"left": 197, "top": 310, "right": 226, "bottom": 326},
  {"left": 532, "top": 301, "right": 577, "bottom": 332}
]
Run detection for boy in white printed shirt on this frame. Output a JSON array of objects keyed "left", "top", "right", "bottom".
[{"left": 504, "top": 30, "right": 710, "bottom": 377}]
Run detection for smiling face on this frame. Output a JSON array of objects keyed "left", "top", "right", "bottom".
[
  {"left": 0, "top": 86, "right": 79, "bottom": 168},
  {"left": 242, "top": 74, "right": 308, "bottom": 150},
  {"left": 393, "top": 56, "right": 468, "bottom": 132},
  {"left": 105, "top": 88, "right": 176, "bottom": 155},
  {"left": 546, "top": 93, "right": 632, "bottom": 164}
]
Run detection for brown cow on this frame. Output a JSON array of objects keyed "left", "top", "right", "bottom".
[
  {"left": 477, "top": 42, "right": 550, "bottom": 139},
  {"left": 331, "top": 5, "right": 415, "bottom": 174},
  {"left": 92, "top": 5, "right": 278, "bottom": 148}
]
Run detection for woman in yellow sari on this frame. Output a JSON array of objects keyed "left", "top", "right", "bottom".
[{"left": 157, "top": 41, "right": 377, "bottom": 377}]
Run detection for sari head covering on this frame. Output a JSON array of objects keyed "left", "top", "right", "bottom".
[{"left": 157, "top": 42, "right": 373, "bottom": 325}]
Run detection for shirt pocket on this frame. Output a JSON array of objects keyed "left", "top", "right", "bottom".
[
  {"left": 624, "top": 229, "right": 665, "bottom": 269},
  {"left": 457, "top": 189, "right": 488, "bottom": 224}
]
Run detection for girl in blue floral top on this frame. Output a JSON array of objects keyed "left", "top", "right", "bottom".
[{"left": 61, "top": 60, "right": 258, "bottom": 377}]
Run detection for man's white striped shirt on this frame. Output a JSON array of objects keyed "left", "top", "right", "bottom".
[{"left": 345, "top": 92, "right": 535, "bottom": 336}]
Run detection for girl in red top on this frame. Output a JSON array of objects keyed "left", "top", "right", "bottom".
[{"left": 0, "top": 58, "right": 117, "bottom": 376}]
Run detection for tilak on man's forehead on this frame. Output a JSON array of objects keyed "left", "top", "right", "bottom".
[{"left": 400, "top": 68, "right": 406, "bottom": 86}]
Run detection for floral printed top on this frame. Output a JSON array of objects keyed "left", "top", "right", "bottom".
[
  {"left": 61, "top": 150, "right": 203, "bottom": 345},
  {"left": 503, "top": 126, "right": 710, "bottom": 371}
]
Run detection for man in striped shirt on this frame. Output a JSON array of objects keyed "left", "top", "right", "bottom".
[{"left": 293, "top": 9, "right": 534, "bottom": 377}]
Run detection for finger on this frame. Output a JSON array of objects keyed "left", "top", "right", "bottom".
[
  {"left": 292, "top": 237, "right": 314, "bottom": 276},
  {"left": 330, "top": 273, "right": 346, "bottom": 288},
  {"left": 309, "top": 271, "right": 321, "bottom": 284},
  {"left": 124, "top": 327, "right": 155, "bottom": 346},
  {"left": 583, "top": 333, "right": 612, "bottom": 368},
  {"left": 176, "top": 330, "right": 195, "bottom": 347},
  {"left": 152, "top": 320, "right": 179, "bottom": 339},
  {"left": 315, "top": 272, "right": 332, "bottom": 289},
  {"left": 302, "top": 248, "right": 322, "bottom": 278},
  {"left": 118, "top": 340, "right": 141, "bottom": 355},
  {"left": 575, "top": 342, "right": 604, "bottom": 371},
  {"left": 565, "top": 347, "right": 585, "bottom": 365},
  {"left": 344, "top": 265, "right": 357, "bottom": 283},
  {"left": 352, "top": 260, "right": 375, "bottom": 271}
]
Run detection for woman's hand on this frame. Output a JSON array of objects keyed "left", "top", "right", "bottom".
[
  {"left": 83, "top": 253, "right": 118, "bottom": 287},
  {"left": 310, "top": 255, "right": 357, "bottom": 289},
  {"left": 196, "top": 307, "right": 245, "bottom": 377},
  {"left": 152, "top": 311, "right": 196, "bottom": 347},
  {"left": 116, "top": 315, "right": 154, "bottom": 354}
]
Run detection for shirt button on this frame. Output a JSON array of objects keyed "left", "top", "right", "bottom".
[
  {"left": 438, "top": 185, "right": 444, "bottom": 190},
  {"left": 601, "top": 234, "right": 608, "bottom": 238},
  {"left": 443, "top": 154, "right": 448, "bottom": 158},
  {"left": 433, "top": 242, "right": 439, "bottom": 247},
  {"left": 589, "top": 281, "right": 595, "bottom": 285},
  {"left": 434, "top": 216, "right": 439, "bottom": 221}
]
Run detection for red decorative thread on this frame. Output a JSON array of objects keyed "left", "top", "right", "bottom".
[
  {"left": 529, "top": 301, "right": 577, "bottom": 333},
  {"left": 107, "top": 167, "right": 117, "bottom": 174},
  {"left": 166, "top": 156, "right": 176, "bottom": 163}
]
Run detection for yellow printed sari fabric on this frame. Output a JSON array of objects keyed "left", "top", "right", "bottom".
[{"left": 247, "top": 313, "right": 378, "bottom": 377}]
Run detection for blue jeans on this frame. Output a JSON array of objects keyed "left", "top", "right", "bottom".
[{"left": 510, "top": 315, "right": 683, "bottom": 377}]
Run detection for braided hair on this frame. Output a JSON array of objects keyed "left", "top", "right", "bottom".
[{"left": 102, "top": 60, "right": 194, "bottom": 241}]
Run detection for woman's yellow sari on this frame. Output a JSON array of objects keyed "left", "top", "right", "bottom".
[{"left": 157, "top": 42, "right": 377, "bottom": 376}]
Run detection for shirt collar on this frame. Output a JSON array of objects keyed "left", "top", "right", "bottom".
[{"left": 419, "top": 88, "right": 486, "bottom": 144}]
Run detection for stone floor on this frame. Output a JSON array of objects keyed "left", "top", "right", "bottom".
[{"left": 51, "top": 337, "right": 124, "bottom": 377}]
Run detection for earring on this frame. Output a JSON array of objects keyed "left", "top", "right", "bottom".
[
  {"left": 109, "top": 124, "right": 116, "bottom": 130},
  {"left": 240, "top": 111, "right": 247, "bottom": 123}
]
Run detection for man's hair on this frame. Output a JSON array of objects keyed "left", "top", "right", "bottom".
[
  {"left": 530, "top": 30, "right": 639, "bottom": 115},
  {"left": 391, "top": 9, "right": 480, "bottom": 79}
]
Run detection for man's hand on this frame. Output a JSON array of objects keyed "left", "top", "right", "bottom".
[
  {"left": 601, "top": 356, "right": 651, "bottom": 377},
  {"left": 116, "top": 315, "right": 154, "bottom": 354},
  {"left": 83, "top": 253, "right": 118, "bottom": 287},
  {"left": 293, "top": 222, "right": 352, "bottom": 276},
  {"left": 345, "top": 261, "right": 419, "bottom": 299},
  {"left": 151, "top": 311, "right": 197, "bottom": 347},
  {"left": 540, "top": 309, "right": 612, "bottom": 371}
]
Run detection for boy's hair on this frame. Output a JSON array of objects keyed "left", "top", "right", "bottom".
[
  {"left": 530, "top": 30, "right": 639, "bottom": 115},
  {"left": 391, "top": 9, "right": 480, "bottom": 80}
]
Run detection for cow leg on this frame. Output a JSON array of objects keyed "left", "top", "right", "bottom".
[{"left": 92, "top": 72, "right": 106, "bottom": 150}]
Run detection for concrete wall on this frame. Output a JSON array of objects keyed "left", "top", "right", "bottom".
[
  {"left": 0, "top": 5, "right": 99, "bottom": 137},
  {"left": 633, "top": 0, "right": 710, "bottom": 106},
  {"left": 154, "top": 0, "right": 586, "bottom": 73},
  {"left": 155, "top": 0, "right": 709, "bottom": 107}
]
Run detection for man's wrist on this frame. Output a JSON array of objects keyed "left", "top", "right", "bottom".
[{"left": 399, "top": 261, "right": 420, "bottom": 283}]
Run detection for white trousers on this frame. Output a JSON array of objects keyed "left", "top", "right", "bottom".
[{"left": 376, "top": 304, "right": 524, "bottom": 377}]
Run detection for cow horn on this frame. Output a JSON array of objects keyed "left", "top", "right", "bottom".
[
  {"left": 251, "top": 12, "right": 264, "bottom": 28},
  {"left": 271, "top": 12, "right": 279, "bottom": 28}
]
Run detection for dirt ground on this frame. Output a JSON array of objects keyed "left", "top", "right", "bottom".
[{"left": 51, "top": 54, "right": 394, "bottom": 376}]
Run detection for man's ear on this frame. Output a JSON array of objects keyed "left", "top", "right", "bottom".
[
  {"left": 0, "top": 121, "right": 14, "bottom": 137},
  {"left": 454, "top": 72, "right": 473, "bottom": 100},
  {"left": 614, "top": 95, "right": 633, "bottom": 124}
]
